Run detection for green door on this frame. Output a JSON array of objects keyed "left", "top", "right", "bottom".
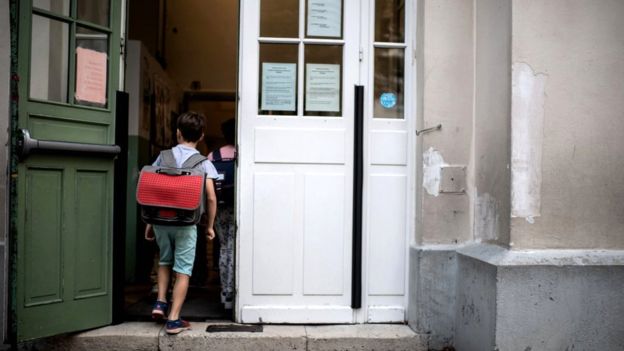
[{"left": 14, "top": 0, "right": 122, "bottom": 341}]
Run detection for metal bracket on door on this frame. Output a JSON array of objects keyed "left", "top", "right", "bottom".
[{"left": 17, "top": 129, "right": 121, "bottom": 160}]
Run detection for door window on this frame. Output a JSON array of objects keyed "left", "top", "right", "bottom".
[
  {"left": 29, "top": 15, "right": 69, "bottom": 103},
  {"left": 29, "top": 0, "right": 112, "bottom": 109},
  {"left": 373, "top": 0, "right": 405, "bottom": 119},
  {"left": 258, "top": 0, "right": 344, "bottom": 117}
]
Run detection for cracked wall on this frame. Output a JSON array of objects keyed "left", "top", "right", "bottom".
[{"left": 510, "top": 0, "right": 624, "bottom": 249}]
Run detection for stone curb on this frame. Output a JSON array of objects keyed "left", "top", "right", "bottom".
[{"left": 19, "top": 322, "right": 428, "bottom": 351}]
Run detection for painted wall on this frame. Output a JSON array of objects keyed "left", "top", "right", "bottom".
[
  {"left": 0, "top": 0, "right": 9, "bottom": 342},
  {"left": 165, "top": 0, "right": 238, "bottom": 92},
  {"left": 420, "top": 0, "right": 473, "bottom": 245},
  {"left": 510, "top": 0, "right": 624, "bottom": 249},
  {"left": 473, "top": 0, "right": 511, "bottom": 246}
]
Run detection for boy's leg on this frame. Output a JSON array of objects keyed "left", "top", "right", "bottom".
[
  {"left": 153, "top": 226, "right": 175, "bottom": 319},
  {"left": 157, "top": 266, "right": 171, "bottom": 302},
  {"left": 168, "top": 273, "right": 189, "bottom": 321},
  {"left": 168, "top": 225, "right": 197, "bottom": 322}
]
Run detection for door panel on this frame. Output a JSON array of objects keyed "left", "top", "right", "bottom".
[
  {"left": 18, "top": 157, "right": 114, "bottom": 340},
  {"left": 239, "top": 0, "right": 357, "bottom": 323},
  {"left": 238, "top": 0, "right": 415, "bottom": 324},
  {"left": 14, "top": 0, "right": 122, "bottom": 341}
]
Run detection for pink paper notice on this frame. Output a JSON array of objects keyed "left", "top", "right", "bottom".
[{"left": 75, "top": 47, "right": 107, "bottom": 105}]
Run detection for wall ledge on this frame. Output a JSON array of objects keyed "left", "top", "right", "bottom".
[{"left": 455, "top": 243, "right": 624, "bottom": 266}]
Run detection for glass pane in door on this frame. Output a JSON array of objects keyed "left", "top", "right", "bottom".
[
  {"left": 258, "top": 44, "right": 299, "bottom": 115},
  {"left": 33, "top": 0, "right": 70, "bottom": 16},
  {"left": 375, "top": 0, "right": 405, "bottom": 43},
  {"left": 304, "top": 45, "right": 342, "bottom": 116},
  {"left": 29, "top": 15, "right": 69, "bottom": 103},
  {"left": 260, "top": 0, "right": 299, "bottom": 38},
  {"left": 77, "top": 0, "right": 110, "bottom": 27},
  {"left": 305, "top": 0, "right": 343, "bottom": 38},
  {"left": 374, "top": 48, "right": 404, "bottom": 119}
]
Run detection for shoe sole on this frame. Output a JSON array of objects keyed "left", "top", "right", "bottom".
[
  {"left": 166, "top": 326, "right": 191, "bottom": 335},
  {"left": 152, "top": 310, "right": 166, "bottom": 320}
]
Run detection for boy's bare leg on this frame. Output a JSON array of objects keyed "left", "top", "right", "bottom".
[
  {"left": 157, "top": 266, "right": 171, "bottom": 302},
  {"left": 168, "top": 273, "right": 190, "bottom": 321}
]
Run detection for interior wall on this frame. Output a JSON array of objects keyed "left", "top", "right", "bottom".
[
  {"left": 420, "top": 0, "right": 474, "bottom": 245},
  {"left": 473, "top": 0, "right": 511, "bottom": 246},
  {"left": 510, "top": 0, "right": 624, "bottom": 249},
  {"left": 127, "top": 0, "right": 160, "bottom": 58},
  {"left": 165, "top": 0, "right": 238, "bottom": 93}
]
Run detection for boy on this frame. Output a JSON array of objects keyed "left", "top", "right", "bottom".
[{"left": 144, "top": 111, "right": 218, "bottom": 335}]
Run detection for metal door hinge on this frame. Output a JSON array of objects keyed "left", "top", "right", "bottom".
[{"left": 359, "top": 48, "right": 363, "bottom": 62}]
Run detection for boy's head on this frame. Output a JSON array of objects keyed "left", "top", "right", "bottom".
[{"left": 176, "top": 111, "right": 205, "bottom": 143}]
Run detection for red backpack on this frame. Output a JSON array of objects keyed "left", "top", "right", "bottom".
[{"left": 136, "top": 150, "right": 207, "bottom": 226}]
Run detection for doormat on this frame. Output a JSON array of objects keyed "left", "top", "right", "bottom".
[{"left": 206, "top": 324, "right": 263, "bottom": 333}]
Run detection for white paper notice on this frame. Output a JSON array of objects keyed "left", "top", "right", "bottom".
[
  {"left": 75, "top": 47, "right": 107, "bottom": 105},
  {"left": 307, "top": 0, "right": 342, "bottom": 38},
  {"left": 261, "top": 62, "right": 297, "bottom": 111},
  {"left": 305, "top": 64, "right": 340, "bottom": 112}
]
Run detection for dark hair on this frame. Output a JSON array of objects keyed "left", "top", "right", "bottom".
[
  {"left": 221, "top": 118, "right": 236, "bottom": 145},
  {"left": 177, "top": 111, "right": 205, "bottom": 142}
]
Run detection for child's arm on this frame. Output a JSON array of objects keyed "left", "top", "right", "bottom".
[
  {"left": 144, "top": 224, "right": 155, "bottom": 241},
  {"left": 205, "top": 178, "right": 217, "bottom": 240}
]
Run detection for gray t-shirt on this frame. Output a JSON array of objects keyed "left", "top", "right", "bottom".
[{"left": 153, "top": 145, "right": 219, "bottom": 179}]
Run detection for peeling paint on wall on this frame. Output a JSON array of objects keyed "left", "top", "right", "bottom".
[
  {"left": 511, "top": 62, "right": 546, "bottom": 221},
  {"left": 423, "top": 147, "right": 447, "bottom": 196},
  {"left": 475, "top": 192, "right": 499, "bottom": 242}
]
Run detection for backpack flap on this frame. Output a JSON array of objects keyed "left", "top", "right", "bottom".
[{"left": 137, "top": 165, "right": 206, "bottom": 225}]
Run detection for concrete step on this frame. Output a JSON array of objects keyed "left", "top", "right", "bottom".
[{"left": 19, "top": 322, "right": 428, "bottom": 351}]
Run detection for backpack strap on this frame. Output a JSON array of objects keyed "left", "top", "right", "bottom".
[
  {"left": 182, "top": 153, "right": 207, "bottom": 169},
  {"left": 212, "top": 147, "right": 223, "bottom": 162},
  {"left": 160, "top": 150, "right": 177, "bottom": 168}
]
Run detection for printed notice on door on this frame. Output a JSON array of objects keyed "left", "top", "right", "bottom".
[
  {"left": 261, "top": 63, "right": 297, "bottom": 111},
  {"left": 75, "top": 47, "right": 107, "bottom": 105},
  {"left": 307, "top": 0, "right": 342, "bottom": 38},
  {"left": 305, "top": 64, "right": 340, "bottom": 112}
]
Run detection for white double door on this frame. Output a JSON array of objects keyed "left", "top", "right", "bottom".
[{"left": 237, "top": 0, "right": 415, "bottom": 324}]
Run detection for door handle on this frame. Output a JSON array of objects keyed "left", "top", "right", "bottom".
[
  {"left": 17, "top": 129, "right": 121, "bottom": 160},
  {"left": 352, "top": 85, "right": 364, "bottom": 309}
]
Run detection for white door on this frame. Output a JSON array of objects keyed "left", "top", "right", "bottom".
[{"left": 237, "top": 0, "right": 415, "bottom": 324}]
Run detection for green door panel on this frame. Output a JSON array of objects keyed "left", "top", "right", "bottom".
[
  {"left": 17, "top": 156, "right": 114, "bottom": 341},
  {"left": 24, "top": 169, "right": 63, "bottom": 307},
  {"left": 14, "top": 0, "right": 122, "bottom": 342}
]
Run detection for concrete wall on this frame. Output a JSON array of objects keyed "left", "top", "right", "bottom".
[
  {"left": 454, "top": 253, "right": 497, "bottom": 351},
  {"left": 510, "top": 0, "right": 624, "bottom": 249},
  {"left": 0, "top": 0, "right": 10, "bottom": 343},
  {"left": 454, "top": 245, "right": 624, "bottom": 351}
]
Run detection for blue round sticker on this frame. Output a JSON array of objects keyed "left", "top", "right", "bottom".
[{"left": 380, "top": 92, "right": 397, "bottom": 109}]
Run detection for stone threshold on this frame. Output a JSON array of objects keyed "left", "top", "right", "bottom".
[{"left": 19, "top": 321, "right": 428, "bottom": 351}]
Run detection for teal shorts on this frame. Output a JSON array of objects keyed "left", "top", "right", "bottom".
[{"left": 153, "top": 225, "right": 197, "bottom": 276}]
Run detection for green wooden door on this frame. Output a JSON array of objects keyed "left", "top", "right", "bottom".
[{"left": 14, "top": 0, "right": 122, "bottom": 341}]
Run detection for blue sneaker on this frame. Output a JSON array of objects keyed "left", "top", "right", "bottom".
[
  {"left": 166, "top": 319, "right": 191, "bottom": 334},
  {"left": 151, "top": 300, "right": 168, "bottom": 320}
]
